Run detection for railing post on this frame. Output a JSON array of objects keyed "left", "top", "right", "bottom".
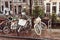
[{"left": 48, "top": 19, "right": 51, "bottom": 29}]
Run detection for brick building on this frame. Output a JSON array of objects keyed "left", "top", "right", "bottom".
[
  {"left": 0, "top": 0, "right": 44, "bottom": 15},
  {"left": 44, "top": 0, "right": 60, "bottom": 15}
]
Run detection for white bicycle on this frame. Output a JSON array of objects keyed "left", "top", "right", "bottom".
[{"left": 34, "top": 17, "right": 47, "bottom": 35}]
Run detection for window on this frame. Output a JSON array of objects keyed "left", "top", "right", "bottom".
[
  {"left": 59, "top": 3, "right": 60, "bottom": 12},
  {"left": 34, "top": 0, "right": 39, "bottom": 5},
  {"left": 15, "top": 6, "right": 17, "bottom": 14},
  {"left": 13, "top": 0, "right": 17, "bottom": 2},
  {"left": 53, "top": 2, "right": 56, "bottom": 5},
  {"left": 10, "top": 1, "right": 12, "bottom": 10},
  {"left": 5, "top": 1, "right": 8, "bottom": 8},
  {"left": 2, "top": 6, "right": 4, "bottom": 11},
  {"left": 10, "top": 5, "right": 12, "bottom": 10},
  {"left": 39, "top": 0, "right": 43, "bottom": 5},
  {"left": 58, "top": 3, "right": 60, "bottom": 16},
  {"left": 46, "top": 3, "right": 50, "bottom": 12},
  {"left": 10, "top": 1, "right": 12, "bottom": 3},
  {"left": 18, "top": 5, "right": 21, "bottom": 14},
  {"left": 19, "top": 0, "right": 21, "bottom": 1},
  {"left": 23, "top": 0, "right": 25, "bottom": 2},
  {"left": 52, "top": 6, "right": 56, "bottom": 13}
]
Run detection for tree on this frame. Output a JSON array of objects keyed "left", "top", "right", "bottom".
[{"left": 32, "top": 0, "right": 45, "bottom": 18}]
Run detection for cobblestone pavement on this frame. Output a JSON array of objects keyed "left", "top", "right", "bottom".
[
  {"left": 0, "top": 29, "right": 49, "bottom": 40},
  {"left": 50, "top": 29, "right": 60, "bottom": 40},
  {"left": 0, "top": 37, "right": 26, "bottom": 40},
  {"left": 0, "top": 29, "right": 60, "bottom": 40}
]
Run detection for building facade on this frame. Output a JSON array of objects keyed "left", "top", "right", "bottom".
[
  {"left": 1, "top": 0, "right": 29, "bottom": 15},
  {"left": 44, "top": 0, "right": 60, "bottom": 15},
  {"left": 0, "top": 0, "right": 1, "bottom": 11},
  {"left": 0, "top": 0, "right": 44, "bottom": 15}
]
